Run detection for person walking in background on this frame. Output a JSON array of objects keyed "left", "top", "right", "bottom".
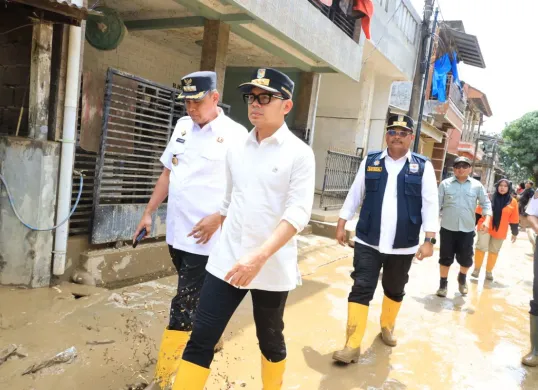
[
  {"left": 332, "top": 114, "right": 438, "bottom": 364},
  {"left": 133, "top": 72, "right": 248, "bottom": 390},
  {"left": 519, "top": 181, "right": 536, "bottom": 217},
  {"left": 437, "top": 156, "right": 492, "bottom": 297},
  {"left": 522, "top": 191, "right": 538, "bottom": 367},
  {"left": 472, "top": 179, "right": 519, "bottom": 282}
]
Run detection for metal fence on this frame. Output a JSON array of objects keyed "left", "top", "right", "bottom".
[
  {"left": 319, "top": 149, "right": 363, "bottom": 210},
  {"left": 90, "top": 68, "right": 229, "bottom": 244}
]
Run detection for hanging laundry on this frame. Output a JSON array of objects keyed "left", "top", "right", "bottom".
[
  {"left": 354, "top": 0, "right": 374, "bottom": 40},
  {"left": 338, "top": 0, "right": 373, "bottom": 39},
  {"left": 432, "top": 51, "right": 460, "bottom": 102}
]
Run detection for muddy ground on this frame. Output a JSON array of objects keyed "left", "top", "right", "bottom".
[{"left": 1, "top": 234, "right": 538, "bottom": 390}]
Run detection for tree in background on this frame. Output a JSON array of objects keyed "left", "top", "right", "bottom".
[{"left": 502, "top": 111, "right": 538, "bottom": 184}]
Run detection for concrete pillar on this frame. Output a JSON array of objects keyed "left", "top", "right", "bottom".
[
  {"left": 0, "top": 137, "right": 60, "bottom": 287},
  {"left": 367, "top": 75, "right": 393, "bottom": 152},
  {"left": 431, "top": 134, "right": 448, "bottom": 183},
  {"left": 200, "top": 20, "right": 230, "bottom": 95},
  {"left": 355, "top": 66, "right": 375, "bottom": 153},
  {"left": 292, "top": 72, "right": 321, "bottom": 146},
  {"left": 29, "top": 21, "right": 53, "bottom": 141}
]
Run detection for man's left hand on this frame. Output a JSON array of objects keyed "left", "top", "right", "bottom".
[
  {"left": 188, "top": 213, "right": 221, "bottom": 244},
  {"left": 415, "top": 242, "right": 434, "bottom": 261},
  {"left": 225, "top": 252, "right": 267, "bottom": 287}
]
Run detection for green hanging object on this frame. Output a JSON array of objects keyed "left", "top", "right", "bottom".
[{"left": 85, "top": 7, "right": 126, "bottom": 51}]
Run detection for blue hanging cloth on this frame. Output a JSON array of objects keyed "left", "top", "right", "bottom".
[{"left": 432, "top": 51, "right": 460, "bottom": 102}]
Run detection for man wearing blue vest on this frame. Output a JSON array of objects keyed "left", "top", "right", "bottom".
[{"left": 332, "top": 114, "right": 439, "bottom": 364}]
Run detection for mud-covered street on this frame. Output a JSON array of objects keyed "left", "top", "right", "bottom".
[{"left": 1, "top": 234, "right": 538, "bottom": 390}]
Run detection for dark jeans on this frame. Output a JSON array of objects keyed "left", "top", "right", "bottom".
[
  {"left": 348, "top": 243, "right": 414, "bottom": 305},
  {"left": 168, "top": 246, "right": 209, "bottom": 331},
  {"left": 531, "top": 246, "right": 538, "bottom": 316},
  {"left": 182, "top": 273, "right": 289, "bottom": 368},
  {"left": 438, "top": 227, "right": 475, "bottom": 268}
]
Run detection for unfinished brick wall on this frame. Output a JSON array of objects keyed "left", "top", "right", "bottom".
[{"left": 0, "top": 10, "right": 31, "bottom": 136}]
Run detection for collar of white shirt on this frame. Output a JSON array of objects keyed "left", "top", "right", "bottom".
[
  {"left": 380, "top": 148, "right": 412, "bottom": 162},
  {"left": 247, "top": 122, "right": 289, "bottom": 145},
  {"left": 192, "top": 107, "right": 225, "bottom": 133}
]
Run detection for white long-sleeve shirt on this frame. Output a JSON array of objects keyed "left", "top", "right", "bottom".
[
  {"left": 339, "top": 149, "right": 439, "bottom": 255},
  {"left": 206, "top": 123, "right": 316, "bottom": 291},
  {"left": 160, "top": 110, "right": 248, "bottom": 255}
]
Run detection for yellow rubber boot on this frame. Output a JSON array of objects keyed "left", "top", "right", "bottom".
[
  {"left": 486, "top": 252, "right": 498, "bottom": 281},
  {"left": 172, "top": 359, "right": 210, "bottom": 390},
  {"left": 261, "top": 355, "right": 286, "bottom": 390},
  {"left": 380, "top": 295, "right": 402, "bottom": 347},
  {"left": 471, "top": 250, "right": 486, "bottom": 278},
  {"left": 149, "top": 329, "right": 190, "bottom": 389},
  {"left": 332, "top": 302, "right": 369, "bottom": 364}
]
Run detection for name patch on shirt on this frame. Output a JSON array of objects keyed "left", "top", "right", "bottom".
[
  {"left": 176, "top": 138, "right": 186, "bottom": 143},
  {"left": 409, "top": 163, "right": 419, "bottom": 173},
  {"left": 367, "top": 166, "right": 383, "bottom": 172}
]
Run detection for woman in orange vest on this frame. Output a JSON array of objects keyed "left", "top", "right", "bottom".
[{"left": 472, "top": 179, "right": 519, "bottom": 281}]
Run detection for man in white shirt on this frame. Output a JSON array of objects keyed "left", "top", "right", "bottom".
[
  {"left": 132, "top": 71, "right": 247, "bottom": 390},
  {"left": 522, "top": 191, "right": 538, "bottom": 367},
  {"left": 332, "top": 114, "right": 439, "bottom": 364},
  {"left": 171, "top": 68, "right": 315, "bottom": 390}
]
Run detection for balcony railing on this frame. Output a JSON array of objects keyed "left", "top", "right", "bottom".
[
  {"left": 307, "top": 0, "right": 357, "bottom": 39},
  {"left": 449, "top": 81, "right": 466, "bottom": 114}
]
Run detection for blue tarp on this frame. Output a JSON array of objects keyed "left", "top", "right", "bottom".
[{"left": 432, "top": 51, "right": 461, "bottom": 103}]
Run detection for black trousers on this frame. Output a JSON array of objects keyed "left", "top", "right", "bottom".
[
  {"left": 438, "top": 227, "right": 475, "bottom": 268},
  {"left": 531, "top": 245, "right": 538, "bottom": 316},
  {"left": 348, "top": 243, "right": 414, "bottom": 305},
  {"left": 168, "top": 246, "right": 209, "bottom": 331},
  {"left": 182, "top": 273, "right": 289, "bottom": 368}
]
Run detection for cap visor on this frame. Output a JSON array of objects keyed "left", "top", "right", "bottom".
[
  {"left": 238, "top": 82, "right": 280, "bottom": 94},
  {"left": 177, "top": 90, "right": 209, "bottom": 101},
  {"left": 387, "top": 124, "right": 413, "bottom": 132}
]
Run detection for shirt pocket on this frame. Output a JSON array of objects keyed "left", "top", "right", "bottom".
[
  {"left": 444, "top": 188, "right": 458, "bottom": 205},
  {"left": 465, "top": 190, "right": 478, "bottom": 209},
  {"left": 170, "top": 143, "right": 186, "bottom": 166}
]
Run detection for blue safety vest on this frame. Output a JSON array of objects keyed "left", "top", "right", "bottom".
[{"left": 356, "top": 150, "right": 427, "bottom": 249}]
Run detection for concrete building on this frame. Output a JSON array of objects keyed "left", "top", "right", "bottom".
[{"left": 0, "top": 0, "right": 425, "bottom": 288}]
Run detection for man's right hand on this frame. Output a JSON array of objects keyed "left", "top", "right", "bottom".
[
  {"left": 336, "top": 226, "right": 347, "bottom": 246},
  {"left": 133, "top": 213, "right": 152, "bottom": 244}
]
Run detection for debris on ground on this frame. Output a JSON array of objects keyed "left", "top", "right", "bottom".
[
  {"left": 125, "top": 382, "right": 148, "bottom": 390},
  {"left": 86, "top": 339, "right": 115, "bottom": 345},
  {"left": 0, "top": 344, "right": 27, "bottom": 366},
  {"left": 22, "top": 346, "right": 77, "bottom": 375}
]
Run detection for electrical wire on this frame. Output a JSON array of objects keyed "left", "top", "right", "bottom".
[
  {"left": 0, "top": 24, "right": 34, "bottom": 35},
  {"left": 0, "top": 171, "right": 84, "bottom": 231}
]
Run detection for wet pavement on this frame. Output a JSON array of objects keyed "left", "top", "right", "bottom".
[{"left": 1, "top": 233, "right": 538, "bottom": 390}]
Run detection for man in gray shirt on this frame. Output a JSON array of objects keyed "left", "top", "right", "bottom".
[{"left": 437, "top": 157, "right": 492, "bottom": 297}]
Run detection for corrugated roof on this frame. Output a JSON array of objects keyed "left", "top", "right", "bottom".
[
  {"left": 442, "top": 21, "right": 486, "bottom": 69},
  {"left": 8, "top": 0, "right": 96, "bottom": 20}
]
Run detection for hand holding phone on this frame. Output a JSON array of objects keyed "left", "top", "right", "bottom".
[{"left": 133, "top": 227, "right": 147, "bottom": 248}]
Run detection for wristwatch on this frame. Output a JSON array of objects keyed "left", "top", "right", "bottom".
[{"left": 424, "top": 237, "right": 437, "bottom": 245}]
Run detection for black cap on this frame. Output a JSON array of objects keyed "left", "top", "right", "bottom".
[
  {"left": 387, "top": 114, "right": 414, "bottom": 132},
  {"left": 177, "top": 71, "right": 216, "bottom": 101},
  {"left": 238, "top": 68, "right": 294, "bottom": 99},
  {"left": 454, "top": 156, "right": 472, "bottom": 166}
]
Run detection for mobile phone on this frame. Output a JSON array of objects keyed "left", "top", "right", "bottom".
[{"left": 133, "top": 227, "right": 147, "bottom": 248}]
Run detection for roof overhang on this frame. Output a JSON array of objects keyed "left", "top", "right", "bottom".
[
  {"left": 6, "top": 0, "right": 98, "bottom": 22},
  {"left": 442, "top": 21, "right": 486, "bottom": 69}
]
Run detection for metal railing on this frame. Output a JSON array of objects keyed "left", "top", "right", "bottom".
[
  {"left": 307, "top": 0, "right": 357, "bottom": 39},
  {"left": 319, "top": 149, "right": 363, "bottom": 210},
  {"left": 449, "top": 80, "right": 466, "bottom": 115},
  {"left": 395, "top": 0, "right": 419, "bottom": 44}
]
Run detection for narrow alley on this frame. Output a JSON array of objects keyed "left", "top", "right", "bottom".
[{"left": 1, "top": 234, "right": 537, "bottom": 390}]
